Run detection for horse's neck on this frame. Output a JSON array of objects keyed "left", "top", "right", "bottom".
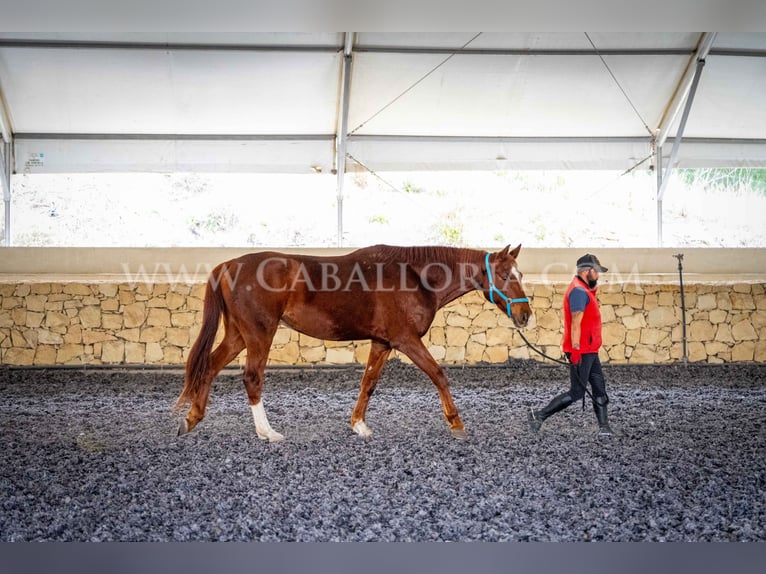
[{"left": 425, "top": 248, "right": 486, "bottom": 310}]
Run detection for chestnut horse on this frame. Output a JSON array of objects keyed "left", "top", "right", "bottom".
[{"left": 176, "top": 244, "right": 531, "bottom": 440}]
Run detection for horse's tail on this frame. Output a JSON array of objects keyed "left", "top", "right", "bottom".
[{"left": 175, "top": 271, "right": 225, "bottom": 410}]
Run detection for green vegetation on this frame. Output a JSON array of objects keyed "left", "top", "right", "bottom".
[
  {"left": 530, "top": 216, "right": 547, "bottom": 242},
  {"left": 189, "top": 210, "right": 239, "bottom": 234},
  {"left": 435, "top": 211, "right": 464, "bottom": 245},
  {"left": 679, "top": 168, "right": 766, "bottom": 195},
  {"left": 402, "top": 181, "right": 425, "bottom": 194},
  {"left": 14, "top": 231, "right": 52, "bottom": 246}
]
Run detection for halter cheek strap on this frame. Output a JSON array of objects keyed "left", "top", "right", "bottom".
[{"left": 485, "top": 252, "right": 530, "bottom": 318}]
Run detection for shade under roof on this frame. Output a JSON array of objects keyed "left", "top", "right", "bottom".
[{"left": 1, "top": 32, "right": 765, "bottom": 174}]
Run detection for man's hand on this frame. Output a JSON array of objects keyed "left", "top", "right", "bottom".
[{"left": 570, "top": 349, "right": 582, "bottom": 365}]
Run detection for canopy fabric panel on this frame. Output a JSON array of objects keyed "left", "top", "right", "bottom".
[
  {"left": 0, "top": 32, "right": 764, "bottom": 172},
  {"left": 0, "top": 46, "right": 341, "bottom": 135}
]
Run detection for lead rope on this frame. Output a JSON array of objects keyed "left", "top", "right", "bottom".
[
  {"left": 516, "top": 329, "right": 594, "bottom": 408},
  {"left": 482, "top": 253, "right": 592, "bottom": 407}
]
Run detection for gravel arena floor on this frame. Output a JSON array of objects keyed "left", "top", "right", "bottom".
[{"left": 1, "top": 361, "right": 764, "bottom": 542}]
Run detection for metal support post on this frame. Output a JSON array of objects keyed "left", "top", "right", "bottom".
[
  {"left": 656, "top": 33, "right": 716, "bottom": 149},
  {"left": 0, "top": 80, "right": 12, "bottom": 247},
  {"left": 335, "top": 33, "right": 354, "bottom": 247},
  {"left": 656, "top": 58, "right": 706, "bottom": 204},
  {"left": 656, "top": 144, "right": 663, "bottom": 246},
  {"left": 654, "top": 33, "right": 715, "bottom": 247},
  {"left": 674, "top": 253, "right": 688, "bottom": 364},
  {"left": 2, "top": 141, "right": 10, "bottom": 246}
]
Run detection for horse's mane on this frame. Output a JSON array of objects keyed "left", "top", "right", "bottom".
[{"left": 359, "top": 245, "right": 482, "bottom": 267}]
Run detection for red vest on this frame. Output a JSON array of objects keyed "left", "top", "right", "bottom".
[{"left": 562, "top": 276, "right": 602, "bottom": 353}]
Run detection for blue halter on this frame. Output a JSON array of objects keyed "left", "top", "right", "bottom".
[{"left": 485, "top": 252, "right": 529, "bottom": 318}]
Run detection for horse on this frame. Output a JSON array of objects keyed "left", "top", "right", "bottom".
[{"left": 175, "top": 244, "right": 532, "bottom": 441}]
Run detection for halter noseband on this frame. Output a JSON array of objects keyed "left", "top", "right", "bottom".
[{"left": 485, "top": 252, "right": 529, "bottom": 318}]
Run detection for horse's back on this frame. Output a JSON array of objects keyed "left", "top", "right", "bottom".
[{"left": 217, "top": 247, "right": 435, "bottom": 342}]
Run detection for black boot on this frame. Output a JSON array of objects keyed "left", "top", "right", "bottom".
[
  {"left": 593, "top": 395, "right": 613, "bottom": 437},
  {"left": 528, "top": 392, "right": 574, "bottom": 433}
]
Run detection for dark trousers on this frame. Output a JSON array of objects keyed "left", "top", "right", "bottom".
[{"left": 566, "top": 352, "right": 607, "bottom": 401}]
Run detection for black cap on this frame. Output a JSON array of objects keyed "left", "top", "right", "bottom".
[{"left": 577, "top": 254, "right": 608, "bottom": 272}]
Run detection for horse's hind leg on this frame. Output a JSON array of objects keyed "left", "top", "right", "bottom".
[
  {"left": 242, "top": 339, "right": 284, "bottom": 442},
  {"left": 351, "top": 341, "right": 392, "bottom": 438},
  {"left": 180, "top": 328, "right": 244, "bottom": 435}
]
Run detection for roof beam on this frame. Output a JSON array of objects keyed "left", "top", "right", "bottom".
[
  {"left": 349, "top": 135, "right": 651, "bottom": 144},
  {"left": 0, "top": 39, "right": 341, "bottom": 53},
  {"left": 708, "top": 48, "right": 766, "bottom": 58},
  {"left": 9, "top": 39, "right": 762, "bottom": 58},
  {"left": 15, "top": 133, "right": 766, "bottom": 147},
  {"left": 14, "top": 133, "right": 335, "bottom": 141},
  {"left": 655, "top": 32, "right": 717, "bottom": 148},
  {"left": 355, "top": 46, "right": 693, "bottom": 56}
]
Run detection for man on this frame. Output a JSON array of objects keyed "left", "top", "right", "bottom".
[{"left": 528, "top": 253, "right": 613, "bottom": 437}]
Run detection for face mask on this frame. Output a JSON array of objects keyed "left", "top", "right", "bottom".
[{"left": 588, "top": 277, "right": 598, "bottom": 289}]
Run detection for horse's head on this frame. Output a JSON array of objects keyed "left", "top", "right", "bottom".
[{"left": 484, "top": 244, "right": 532, "bottom": 328}]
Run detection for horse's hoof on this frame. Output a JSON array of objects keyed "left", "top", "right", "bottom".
[
  {"left": 450, "top": 428, "right": 469, "bottom": 440},
  {"left": 257, "top": 430, "right": 285, "bottom": 442},
  {"left": 177, "top": 419, "right": 189, "bottom": 437},
  {"left": 268, "top": 432, "right": 285, "bottom": 443},
  {"left": 352, "top": 420, "right": 373, "bottom": 438}
]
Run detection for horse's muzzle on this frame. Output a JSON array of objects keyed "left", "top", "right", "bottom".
[{"left": 514, "top": 309, "right": 532, "bottom": 328}]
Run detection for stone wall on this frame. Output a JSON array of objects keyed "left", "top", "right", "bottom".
[{"left": 1, "top": 280, "right": 765, "bottom": 366}]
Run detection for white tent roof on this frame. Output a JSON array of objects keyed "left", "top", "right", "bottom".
[{"left": 0, "top": 32, "right": 765, "bottom": 173}]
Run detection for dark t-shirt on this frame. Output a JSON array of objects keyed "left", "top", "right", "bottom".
[{"left": 568, "top": 286, "right": 590, "bottom": 313}]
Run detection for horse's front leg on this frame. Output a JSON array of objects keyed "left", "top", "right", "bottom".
[
  {"left": 396, "top": 337, "right": 467, "bottom": 440},
  {"left": 351, "top": 341, "right": 391, "bottom": 438}
]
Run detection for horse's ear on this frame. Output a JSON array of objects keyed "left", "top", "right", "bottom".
[{"left": 510, "top": 244, "right": 521, "bottom": 259}]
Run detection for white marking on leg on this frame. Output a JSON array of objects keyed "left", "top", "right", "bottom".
[
  {"left": 251, "top": 401, "right": 284, "bottom": 442},
  {"left": 353, "top": 420, "right": 373, "bottom": 438}
]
